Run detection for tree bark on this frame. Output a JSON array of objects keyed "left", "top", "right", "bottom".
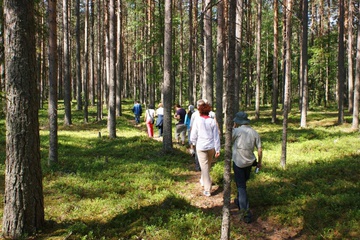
[
  {"left": 271, "top": 0, "right": 279, "bottom": 123},
  {"left": 347, "top": 0, "right": 354, "bottom": 113},
  {"left": 203, "top": 0, "right": 213, "bottom": 104},
  {"left": 76, "top": 0, "right": 82, "bottom": 111},
  {"left": 3, "top": 0, "right": 44, "bottom": 237},
  {"left": 163, "top": 0, "right": 173, "bottom": 152},
  {"left": 108, "top": 0, "right": 117, "bottom": 138},
  {"left": 221, "top": 1, "right": 236, "bottom": 238},
  {"left": 281, "top": 0, "right": 292, "bottom": 169},
  {"left": 216, "top": 0, "right": 224, "bottom": 137},
  {"left": 255, "top": 0, "right": 262, "bottom": 120},
  {"left": 338, "top": 0, "right": 345, "bottom": 124},
  {"left": 63, "top": 0, "right": 72, "bottom": 125},
  {"left": 48, "top": 0, "right": 58, "bottom": 165},
  {"left": 300, "top": 0, "right": 309, "bottom": 128},
  {"left": 352, "top": 1, "right": 360, "bottom": 129}
]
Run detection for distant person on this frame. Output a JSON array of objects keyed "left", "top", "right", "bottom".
[
  {"left": 184, "top": 104, "right": 195, "bottom": 145},
  {"left": 144, "top": 104, "right": 155, "bottom": 137},
  {"left": 174, "top": 104, "right": 186, "bottom": 145},
  {"left": 132, "top": 100, "right": 142, "bottom": 125},
  {"left": 232, "top": 111, "right": 262, "bottom": 223},
  {"left": 190, "top": 102, "right": 220, "bottom": 197},
  {"left": 155, "top": 103, "right": 164, "bottom": 137}
]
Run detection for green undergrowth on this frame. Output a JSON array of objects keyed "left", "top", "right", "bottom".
[{"left": 0, "top": 101, "right": 359, "bottom": 239}]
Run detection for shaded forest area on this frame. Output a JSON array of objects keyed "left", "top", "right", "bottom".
[{"left": 1, "top": 0, "right": 360, "bottom": 238}]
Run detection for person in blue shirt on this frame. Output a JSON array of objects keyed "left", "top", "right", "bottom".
[{"left": 132, "top": 100, "right": 142, "bottom": 125}]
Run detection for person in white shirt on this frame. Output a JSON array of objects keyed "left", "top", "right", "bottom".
[
  {"left": 144, "top": 104, "right": 155, "bottom": 137},
  {"left": 190, "top": 102, "right": 221, "bottom": 197}
]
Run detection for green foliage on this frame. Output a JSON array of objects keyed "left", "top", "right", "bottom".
[{"left": 0, "top": 101, "right": 359, "bottom": 239}]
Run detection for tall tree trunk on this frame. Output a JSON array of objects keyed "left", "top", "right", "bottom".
[
  {"left": 97, "top": 0, "right": 103, "bottom": 121},
  {"left": 281, "top": 0, "right": 292, "bottom": 169},
  {"left": 255, "top": 0, "right": 262, "bottom": 119},
  {"left": 3, "top": 0, "right": 44, "bottom": 236},
  {"left": 216, "top": 0, "right": 224, "bottom": 137},
  {"left": 84, "top": 0, "right": 89, "bottom": 123},
  {"left": 235, "top": 0, "right": 243, "bottom": 113},
  {"left": 352, "top": 1, "right": 360, "bottom": 129},
  {"left": 338, "top": 0, "right": 345, "bottom": 124},
  {"left": 300, "top": 0, "right": 309, "bottom": 128},
  {"left": 76, "top": 0, "right": 82, "bottom": 111},
  {"left": 63, "top": 0, "right": 72, "bottom": 125},
  {"left": 188, "top": 0, "right": 194, "bottom": 104},
  {"left": 116, "top": 0, "right": 122, "bottom": 116},
  {"left": 203, "top": 0, "right": 213, "bottom": 104},
  {"left": 108, "top": 0, "right": 117, "bottom": 138},
  {"left": 90, "top": 0, "right": 95, "bottom": 106},
  {"left": 163, "top": 0, "right": 173, "bottom": 152},
  {"left": 271, "top": 0, "right": 279, "bottom": 123},
  {"left": 221, "top": 1, "right": 236, "bottom": 238},
  {"left": 48, "top": 0, "right": 58, "bottom": 165},
  {"left": 348, "top": 0, "right": 354, "bottom": 113}
]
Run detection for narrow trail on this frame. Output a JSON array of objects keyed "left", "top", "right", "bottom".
[{"left": 136, "top": 121, "right": 302, "bottom": 239}]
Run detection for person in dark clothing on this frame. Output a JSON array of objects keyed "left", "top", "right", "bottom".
[
  {"left": 132, "top": 100, "right": 142, "bottom": 125},
  {"left": 174, "top": 104, "right": 186, "bottom": 145}
]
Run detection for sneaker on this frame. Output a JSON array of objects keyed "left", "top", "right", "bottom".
[
  {"left": 200, "top": 178, "right": 204, "bottom": 187},
  {"left": 203, "top": 191, "right": 211, "bottom": 197}
]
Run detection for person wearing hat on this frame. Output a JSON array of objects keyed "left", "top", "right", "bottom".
[{"left": 232, "top": 111, "right": 262, "bottom": 223}]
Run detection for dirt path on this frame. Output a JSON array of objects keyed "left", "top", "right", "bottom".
[{"left": 138, "top": 122, "right": 302, "bottom": 239}]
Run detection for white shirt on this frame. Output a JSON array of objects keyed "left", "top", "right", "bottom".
[
  {"left": 190, "top": 115, "right": 220, "bottom": 153},
  {"left": 156, "top": 107, "right": 164, "bottom": 115}
]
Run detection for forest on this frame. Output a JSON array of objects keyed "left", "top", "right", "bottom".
[{"left": 0, "top": 0, "right": 359, "bottom": 239}]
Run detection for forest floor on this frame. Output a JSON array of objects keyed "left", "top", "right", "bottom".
[{"left": 143, "top": 126, "right": 304, "bottom": 240}]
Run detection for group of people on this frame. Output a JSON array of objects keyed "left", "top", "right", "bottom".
[{"left": 132, "top": 99, "right": 262, "bottom": 224}]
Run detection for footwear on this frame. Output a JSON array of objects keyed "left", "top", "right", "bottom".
[
  {"left": 200, "top": 178, "right": 204, "bottom": 187},
  {"left": 234, "top": 198, "right": 240, "bottom": 210},
  {"left": 240, "top": 209, "right": 252, "bottom": 223},
  {"left": 203, "top": 190, "right": 211, "bottom": 197}
]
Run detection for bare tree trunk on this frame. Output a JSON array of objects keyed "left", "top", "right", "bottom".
[
  {"left": 203, "top": 0, "right": 213, "bottom": 104},
  {"left": 48, "top": 0, "right": 58, "bottom": 165},
  {"left": 84, "top": 0, "right": 89, "bottom": 123},
  {"left": 338, "top": 0, "right": 345, "bottom": 124},
  {"left": 352, "top": 2, "right": 360, "bottom": 129},
  {"left": 3, "top": 0, "right": 44, "bottom": 236},
  {"left": 188, "top": 0, "right": 194, "bottom": 104},
  {"left": 300, "top": 0, "right": 309, "bottom": 128},
  {"left": 281, "top": 0, "right": 292, "bottom": 169},
  {"left": 108, "top": 0, "right": 117, "bottom": 138},
  {"left": 221, "top": 1, "right": 236, "bottom": 238},
  {"left": 163, "top": 0, "right": 173, "bottom": 152},
  {"left": 216, "top": 0, "right": 225, "bottom": 137},
  {"left": 76, "top": 0, "right": 82, "bottom": 111},
  {"left": 90, "top": 0, "right": 95, "bottom": 106},
  {"left": 255, "top": 0, "right": 262, "bottom": 120},
  {"left": 63, "top": 0, "right": 72, "bottom": 125},
  {"left": 271, "top": 0, "right": 279, "bottom": 123},
  {"left": 97, "top": 0, "right": 103, "bottom": 121},
  {"left": 116, "top": 0, "right": 122, "bottom": 116},
  {"left": 235, "top": 0, "right": 243, "bottom": 113},
  {"left": 348, "top": 0, "right": 354, "bottom": 113}
]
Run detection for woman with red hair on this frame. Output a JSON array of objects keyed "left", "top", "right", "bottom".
[{"left": 190, "top": 102, "right": 220, "bottom": 197}]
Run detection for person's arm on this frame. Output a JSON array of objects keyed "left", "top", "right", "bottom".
[{"left": 257, "top": 148, "right": 263, "bottom": 169}]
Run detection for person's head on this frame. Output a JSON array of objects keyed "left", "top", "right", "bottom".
[
  {"left": 158, "top": 102, "right": 163, "bottom": 108},
  {"left": 148, "top": 104, "right": 154, "bottom": 109},
  {"left": 188, "top": 105, "right": 195, "bottom": 112},
  {"left": 175, "top": 104, "right": 181, "bottom": 109},
  {"left": 233, "top": 111, "right": 250, "bottom": 126},
  {"left": 198, "top": 103, "right": 212, "bottom": 116}
]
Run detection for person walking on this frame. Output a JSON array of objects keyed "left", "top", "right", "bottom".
[
  {"left": 155, "top": 103, "right": 164, "bottom": 138},
  {"left": 174, "top": 104, "right": 186, "bottom": 145},
  {"left": 144, "top": 104, "right": 155, "bottom": 137},
  {"left": 132, "top": 100, "right": 142, "bottom": 125},
  {"left": 232, "top": 111, "right": 262, "bottom": 223},
  {"left": 190, "top": 102, "right": 220, "bottom": 197}
]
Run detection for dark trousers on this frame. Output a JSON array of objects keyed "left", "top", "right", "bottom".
[{"left": 233, "top": 162, "right": 252, "bottom": 210}]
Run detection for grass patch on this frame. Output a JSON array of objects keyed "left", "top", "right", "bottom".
[{"left": 0, "top": 101, "right": 359, "bottom": 239}]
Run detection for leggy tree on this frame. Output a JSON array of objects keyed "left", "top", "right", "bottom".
[{"left": 3, "top": 0, "right": 44, "bottom": 237}]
